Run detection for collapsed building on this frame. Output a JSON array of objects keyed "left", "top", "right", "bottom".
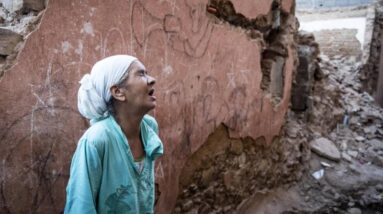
[{"left": 0, "top": 0, "right": 382, "bottom": 213}]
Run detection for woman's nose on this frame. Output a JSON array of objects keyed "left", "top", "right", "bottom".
[{"left": 147, "top": 75, "right": 156, "bottom": 85}]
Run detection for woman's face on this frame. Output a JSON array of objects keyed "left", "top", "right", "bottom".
[{"left": 120, "top": 60, "right": 156, "bottom": 112}]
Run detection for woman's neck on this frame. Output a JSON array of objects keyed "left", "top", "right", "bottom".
[{"left": 113, "top": 107, "right": 144, "bottom": 140}]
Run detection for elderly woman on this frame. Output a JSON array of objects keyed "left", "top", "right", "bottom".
[{"left": 64, "top": 55, "right": 163, "bottom": 213}]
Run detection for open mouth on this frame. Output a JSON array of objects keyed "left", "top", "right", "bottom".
[{"left": 148, "top": 89, "right": 155, "bottom": 96}]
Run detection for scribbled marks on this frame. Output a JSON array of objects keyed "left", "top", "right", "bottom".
[
  {"left": 183, "top": 0, "right": 213, "bottom": 57},
  {"left": 200, "top": 76, "right": 220, "bottom": 123},
  {"left": 131, "top": 0, "right": 213, "bottom": 58},
  {"left": 104, "top": 28, "right": 126, "bottom": 57},
  {"left": 163, "top": 82, "right": 184, "bottom": 124},
  {"left": 0, "top": 56, "right": 85, "bottom": 213},
  {"left": 131, "top": 1, "right": 163, "bottom": 47},
  {"left": 228, "top": 87, "right": 248, "bottom": 129}
]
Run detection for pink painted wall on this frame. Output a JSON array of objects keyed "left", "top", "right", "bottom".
[{"left": 0, "top": 0, "right": 295, "bottom": 213}]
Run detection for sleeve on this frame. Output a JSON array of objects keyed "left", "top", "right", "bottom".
[{"left": 64, "top": 138, "right": 103, "bottom": 214}]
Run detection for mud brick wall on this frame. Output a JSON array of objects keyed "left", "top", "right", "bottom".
[
  {"left": 0, "top": 0, "right": 299, "bottom": 213},
  {"left": 311, "top": 29, "right": 362, "bottom": 58}
]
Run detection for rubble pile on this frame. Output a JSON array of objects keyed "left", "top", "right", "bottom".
[
  {"left": 280, "top": 40, "right": 383, "bottom": 212},
  {"left": 173, "top": 124, "right": 310, "bottom": 214}
]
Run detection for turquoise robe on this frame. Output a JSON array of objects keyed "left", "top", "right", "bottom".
[{"left": 64, "top": 115, "right": 163, "bottom": 214}]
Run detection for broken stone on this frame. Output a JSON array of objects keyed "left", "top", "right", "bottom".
[
  {"left": 185, "top": 208, "right": 199, "bottom": 214},
  {"left": 310, "top": 137, "right": 341, "bottom": 161},
  {"left": 236, "top": 153, "right": 247, "bottom": 167},
  {"left": 320, "top": 162, "right": 332, "bottom": 168},
  {"left": 363, "top": 126, "right": 377, "bottom": 135},
  {"left": 340, "top": 140, "right": 348, "bottom": 151},
  {"left": 182, "top": 200, "right": 193, "bottom": 212},
  {"left": 223, "top": 206, "right": 232, "bottom": 212},
  {"left": 342, "top": 152, "right": 352, "bottom": 162},
  {"left": 355, "top": 136, "right": 365, "bottom": 142},
  {"left": 286, "top": 122, "right": 300, "bottom": 138},
  {"left": 0, "top": 27, "right": 22, "bottom": 55},
  {"left": 223, "top": 170, "right": 241, "bottom": 189},
  {"left": 366, "top": 147, "right": 383, "bottom": 167},
  {"left": 347, "top": 150, "right": 358, "bottom": 158},
  {"left": 174, "top": 207, "right": 181, "bottom": 213},
  {"left": 371, "top": 155, "right": 383, "bottom": 167},
  {"left": 230, "top": 139, "right": 243, "bottom": 155},
  {"left": 347, "top": 208, "right": 362, "bottom": 214},
  {"left": 367, "top": 139, "right": 383, "bottom": 150},
  {"left": 201, "top": 168, "right": 214, "bottom": 186},
  {"left": 312, "top": 169, "right": 324, "bottom": 180}
]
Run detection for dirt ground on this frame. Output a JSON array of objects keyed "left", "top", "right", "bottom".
[{"left": 242, "top": 54, "right": 383, "bottom": 213}]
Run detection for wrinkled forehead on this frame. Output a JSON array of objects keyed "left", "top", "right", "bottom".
[{"left": 129, "top": 60, "right": 146, "bottom": 72}]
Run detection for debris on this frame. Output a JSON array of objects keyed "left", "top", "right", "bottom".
[
  {"left": 342, "top": 152, "right": 353, "bottom": 162},
  {"left": 347, "top": 150, "right": 358, "bottom": 158},
  {"left": 0, "top": 28, "right": 22, "bottom": 55},
  {"left": 312, "top": 169, "right": 324, "bottom": 180},
  {"left": 320, "top": 162, "right": 332, "bottom": 168},
  {"left": 310, "top": 137, "right": 341, "bottom": 161},
  {"left": 347, "top": 207, "right": 362, "bottom": 214},
  {"left": 355, "top": 136, "right": 365, "bottom": 142}
]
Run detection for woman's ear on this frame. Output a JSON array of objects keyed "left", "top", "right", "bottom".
[{"left": 110, "top": 85, "right": 126, "bottom": 101}]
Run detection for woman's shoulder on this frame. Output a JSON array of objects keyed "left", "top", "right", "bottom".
[{"left": 81, "top": 118, "right": 113, "bottom": 146}]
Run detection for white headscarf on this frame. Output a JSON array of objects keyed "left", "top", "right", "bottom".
[{"left": 77, "top": 55, "right": 137, "bottom": 122}]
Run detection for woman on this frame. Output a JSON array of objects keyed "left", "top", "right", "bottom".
[{"left": 64, "top": 55, "right": 163, "bottom": 213}]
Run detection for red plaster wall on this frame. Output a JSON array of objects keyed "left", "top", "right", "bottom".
[{"left": 0, "top": 0, "right": 296, "bottom": 213}]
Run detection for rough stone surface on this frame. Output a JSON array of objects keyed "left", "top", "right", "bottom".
[
  {"left": 23, "top": 0, "right": 45, "bottom": 11},
  {"left": 0, "top": 27, "right": 22, "bottom": 55},
  {"left": 361, "top": 0, "right": 383, "bottom": 102},
  {"left": 0, "top": 0, "right": 298, "bottom": 213},
  {"left": 174, "top": 124, "right": 309, "bottom": 213},
  {"left": 2, "top": 0, "right": 23, "bottom": 13},
  {"left": 291, "top": 31, "right": 320, "bottom": 111},
  {"left": 310, "top": 137, "right": 341, "bottom": 161},
  {"left": 376, "top": 37, "right": 383, "bottom": 107}
]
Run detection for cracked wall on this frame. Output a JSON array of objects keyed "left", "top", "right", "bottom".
[{"left": 0, "top": 0, "right": 297, "bottom": 213}]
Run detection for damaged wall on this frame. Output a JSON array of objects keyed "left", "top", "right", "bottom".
[
  {"left": 361, "top": 0, "right": 383, "bottom": 106},
  {"left": 297, "top": 6, "right": 370, "bottom": 60},
  {"left": 0, "top": 0, "right": 299, "bottom": 213},
  {"left": 0, "top": 1, "right": 45, "bottom": 78}
]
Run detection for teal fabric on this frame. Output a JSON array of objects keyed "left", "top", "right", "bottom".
[{"left": 64, "top": 115, "right": 163, "bottom": 214}]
